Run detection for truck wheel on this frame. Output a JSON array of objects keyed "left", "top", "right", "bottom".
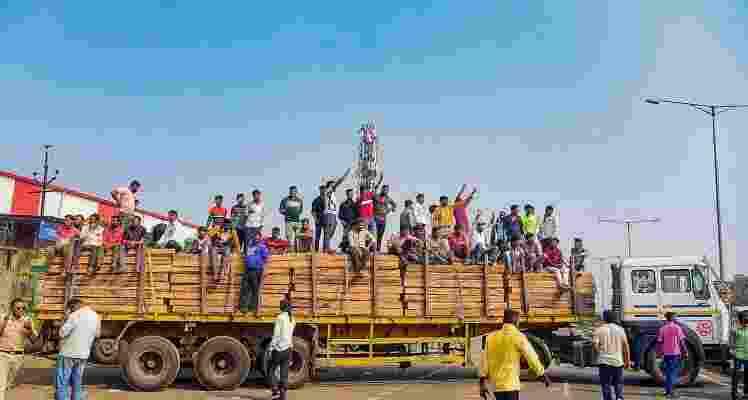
[
  {"left": 526, "top": 335, "right": 553, "bottom": 369},
  {"left": 645, "top": 331, "right": 702, "bottom": 386},
  {"left": 122, "top": 336, "right": 181, "bottom": 391},
  {"left": 264, "top": 337, "right": 311, "bottom": 389},
  {"left": 193, "top": 336, "right": 251, "bottom": 391},
  {"left": 93, "top": 339, "right": 119, "bottom": 365}
]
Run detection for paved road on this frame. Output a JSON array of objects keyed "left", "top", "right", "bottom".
[{"left": 9, "top": 362, "right": 737, "bottom": 400}]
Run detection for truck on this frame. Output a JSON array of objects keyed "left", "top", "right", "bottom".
[
  {"left": 31, "top": 249, "right": 596, "bottom": 391},
  {"left": 542, "top": 256, "right": 730, "bottom": 386}
]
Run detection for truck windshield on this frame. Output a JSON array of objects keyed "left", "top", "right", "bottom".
[
  {"left": 661, "top": 269, "right": 691, "bottom": 293},
  {"left": 632, "top": 270, "right": 656, "bottom": 294}
]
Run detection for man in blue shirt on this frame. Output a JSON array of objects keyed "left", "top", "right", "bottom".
[{"left": 239, "top": 232, "right": 270, "bottom": 313}]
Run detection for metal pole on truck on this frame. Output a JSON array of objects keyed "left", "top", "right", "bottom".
[
  {"left": 645, "top": 97, "right": 748, "bottom": 280},
  {"left": 598, "top": 217, "right": 660, "bottom": 257}
]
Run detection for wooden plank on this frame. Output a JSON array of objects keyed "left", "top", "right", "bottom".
[{"left": 311, "top": 253, "right": 319, "bottom": 317}]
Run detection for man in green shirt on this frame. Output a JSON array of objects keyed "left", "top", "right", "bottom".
[
  {"left": 732, "top": 311, "right": 748, "bottom": 399},
  {"left": 279, "top": 186, "right": 304, "bottom": 251}
]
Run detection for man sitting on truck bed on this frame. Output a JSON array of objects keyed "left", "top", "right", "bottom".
[
  {"left": 542, "top": 238, "right": 569, "bottom": 290},
  {"left": 347, "top": 218, "right": 375, "bottom": 273}
]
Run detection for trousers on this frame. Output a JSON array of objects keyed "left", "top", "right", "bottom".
[
  {"left": 0, "top": 352, "right": 24, "bottom": 400},
  {"left": 240, "top": 270, "right": 262, "bottom": 312},
  {"left": 599, "top": 365, "right": 623, "bottom": 400},
  {"left": 55, "top": 356, "right": 87, "bottom": 400}
]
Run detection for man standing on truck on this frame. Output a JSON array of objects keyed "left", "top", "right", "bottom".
[
  {"left": 0, "top": 298, "right": 36, "bottom": 400},
  {"left": 593, "top": 310, "right": 631, "bottom": 400},
  {"left": 111, "top": 180, "right": 141, "bottom": 231},
  {"left": 239, "top": 231, "right": 270, "bottom": 314},
  {"left": 480, "top": 308, "right": 550, "bottom": 400},
  {"left": 373, "top": 184, "right": 397, "bottom": 252},
  {"left": 247, "top": 190, "right": 266, "bottom": 248},
  {"left": 657, "top": 312, "right": 686, "bottom": 398},
  {"left": 279, "top": 186, "right": 303, "bottom": 250},
  {"left": 56, "top": 298, "right": 100, "bottom": 400},
  {"left": 231, "top": 193, "right": 250, "bottom": 253}
]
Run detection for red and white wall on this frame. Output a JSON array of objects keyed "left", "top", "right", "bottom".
[{"left": 0, "top": 170, "right": 197, "bottom": 239}]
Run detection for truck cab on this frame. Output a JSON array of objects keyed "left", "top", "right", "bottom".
[{"left": 614, "top": 256, "right": 729, "bottom": 384}]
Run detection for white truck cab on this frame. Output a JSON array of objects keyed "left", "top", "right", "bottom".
[{"left": 620, "top": 256, "right": 728, "bottom": 347}]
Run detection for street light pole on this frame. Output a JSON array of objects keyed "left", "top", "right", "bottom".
[
  {"left": 599, "top": 217, "right": 661, "bottom": 257},
  {"left": 32, "top": 145, "right": 60, "bottom": 217},
  {"left": 645, "top": 98, "right": 748, "bottom": 280}
]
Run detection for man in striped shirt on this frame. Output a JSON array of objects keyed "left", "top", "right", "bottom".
[{"left": 231, "top": 193, "right": 249, "bottom": 253}]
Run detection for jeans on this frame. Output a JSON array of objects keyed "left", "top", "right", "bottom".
[
  {"left": 599, "top": 365, "right": 623, "bottom": 400},
  {"left": 240, "top": 270, "right": 262, "bottom": 312},
  {"left": 236, "top": 227, "right": 247, "bottom": 253},
  {"left": 314, "top": 222, "right": 323, "bottom": 252},
  {"left": 663, "top": 355, "right": 680, "bottom": 395},
  {"left": 111, "top": 245, "right": 127, "bottom": 273},
  {"left": 375, "top": 218, "right": 386, "bottom": 251},
  {"left": 55, "top": 356, "right": 86, "bottom": 400}
]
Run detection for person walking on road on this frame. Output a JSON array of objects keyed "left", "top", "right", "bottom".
[
  {"left": 731, "top": 311, "right": 748, "bottom": 400},
  {"left": 0, "top": 298, "right": 36, "bottom": 400},
  {"left": 479, "top": 308, "right": 551, "bottom": 400},
  {"left": 56, "top": 298, "right": 100, "bottom": 400},
  {"left": 268, "top": 298, "right": 296, "bottom": 400},
  {"left": 593, "top": 310, "right": 631, "bottom": 400},
  {"left": 657, "top": 311, "right": 686, "bottom": 398}
]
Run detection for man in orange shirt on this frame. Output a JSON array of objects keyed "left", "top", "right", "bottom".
[{"left": 207, "top": 195, "right": 228, "bottom": 226}]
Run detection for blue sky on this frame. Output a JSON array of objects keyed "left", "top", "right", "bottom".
[{"left": 1, "top": 1, "right": 743, "bottom": 276}]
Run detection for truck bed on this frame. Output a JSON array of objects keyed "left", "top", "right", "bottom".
[{"left": 36, "top": 249, "right": 594, "bottom": 324}]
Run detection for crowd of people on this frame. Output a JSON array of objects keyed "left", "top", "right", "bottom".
[{"left": 48, "top": 178, "right": 591, "bottom": 294}]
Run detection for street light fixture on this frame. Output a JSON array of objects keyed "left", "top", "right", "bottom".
[
  {"left": 645, "top": 97, "right": 748, "bottom": 280},
  {"left": 599, "top": 216, "right": 661, "bottom": 257},
  {"left": 31, "top": 145, "right": 60, "bottom": 217}
]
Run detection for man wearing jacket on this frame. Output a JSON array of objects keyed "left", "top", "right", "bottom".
[
  {"left": 480, "top": 308, "right": 550, "bottom": 400},
  {"left": 239, "top": 232, "right": 270, "bottom": 313},
  {"left": 279, "top": 186, "right": 303, "bottom": 250}
]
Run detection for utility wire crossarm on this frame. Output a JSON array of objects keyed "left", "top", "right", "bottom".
[{"left": 598, "top": 216, "right": 661, "bottom": 257}]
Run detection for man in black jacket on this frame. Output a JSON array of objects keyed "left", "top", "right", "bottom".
[{"left": 338, "top": 189, "right": 358, "bottom": 252}]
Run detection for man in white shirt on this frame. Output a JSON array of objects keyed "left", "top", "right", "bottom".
[
  {"left": 592, "top": 310, "right": 630, "bottom": 400},
  {"left": 269, "top": 298, "right": 295, "bottom": 400},
  {"left": 79, "top": 214, "right": 105, "bottom": 273},
  {"left": 413, "top": 193, "right": 430, "bottom": 231},
  {"left": 56, "top": 299, "right": 100, "bottom": 400},
  {"left": 468, "top": 220, "right": 496, "bottom": 265},
  {"left": 158, "top": 210, "right": 187, "bottom": 252},
  {"left": 246, "top": 190, "right": 265, "bottom": 248}
]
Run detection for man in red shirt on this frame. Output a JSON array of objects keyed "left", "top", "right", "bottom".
[
  {"left": 103, "top": 216, "right": 126, "bottom": 273},
  {"left": 357, "top": 175, "right": 383, "bottom": 234},
  {"left": 265, "top": 227, "right": 290, "bottom": 255},
  {"left": 447, "top": 224, "right": 469, "bottom": 260},
  {"left": 543, "top": 238, "right": 570, "bottom": 290},
  {"left": 52, "top": 215, "right": 81, "bottom": 273}
]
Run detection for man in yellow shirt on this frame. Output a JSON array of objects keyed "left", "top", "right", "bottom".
[
  {"left": 480, "top": 309, "right": 550, "bottom": 400},
  {"left": 431, "top": 196, "right": 455, "bottom": 237}
]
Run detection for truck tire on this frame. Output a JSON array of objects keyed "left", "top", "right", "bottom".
[
  {"left": 526, "top": 335, "right": 553, "bottom": 370},
  {"left": 645, "top": 327, "right": 703, "bottom": 386},
  {"left": 93, "top": 339, "right": 119, "bottom": 365},
  {"left": 122, "top": 336, "right": 181, "bottom": 391},
  {"left": 193, "top": 336, "right": 252, "bottom": 391},
  {"left": 264, "top": 337, "right": 311, "bottom": 389}
]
